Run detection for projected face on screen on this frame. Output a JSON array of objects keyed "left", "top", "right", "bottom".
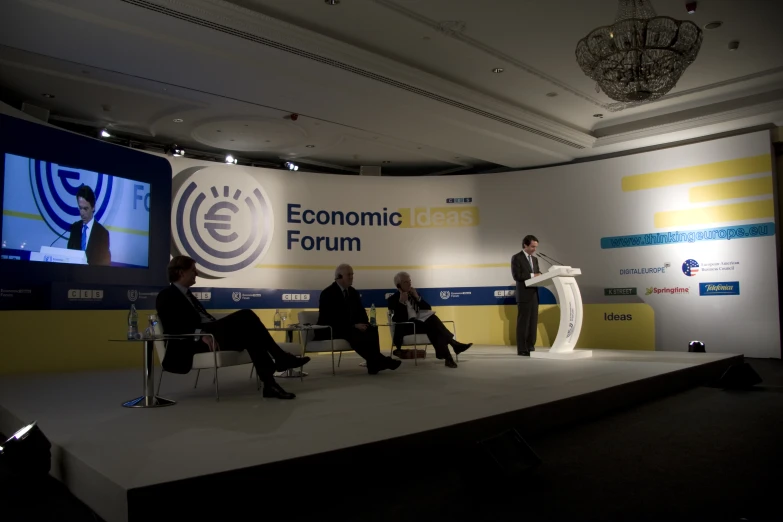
[{"left": 1, "top": 153, "right": 151, "bottom": 268}]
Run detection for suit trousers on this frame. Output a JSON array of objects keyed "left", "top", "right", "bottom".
[
  {"left": 200, "top": 309, "right": 286, "bottom": 381},
  {"left": 516, "top": 297, "right": 539, "bottom": 354},
  {"left": 402, "top": 315, "right": 454, "bottom": 358},
  {"left": 343, "top": 326, "right": 383, "bottom": 363}
]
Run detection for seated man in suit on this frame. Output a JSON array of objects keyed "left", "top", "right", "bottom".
[
  {"left": 315, "top": 263, "right": 401, "bottom": 375},
  {"left": 66, "top": 184, "right": 111, "bottom": 266},
  {"left": 156, "top": 255, "right": 309, "bottom": 399},
  {"left": 387, "top": 271, "right": 472, "bottom": 368}
]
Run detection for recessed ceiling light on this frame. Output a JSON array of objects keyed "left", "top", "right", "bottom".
[
  {"left": 704, "top": 21, "right": 722, "bottom": 30},
  {"left": 492, "top": 68, "right": 504, "bottom": 73},
  {"left": 593, "top": 113, "right": 604, "bottom": 118},
  {"left": 305, "top": 145, "right": 315, "bottom": 148},
  {"left": 100, "top": 129, "right": 111, "bottom": 138},
  {"left": 324, "top": 0, "right": 339, "bottom": 4},
  {"left": 173, "top": 118, "right": 184, "bottom": 123},
  {"left": 41, "top": 93, "right": 55, "bottom": 99},
  {"left": 546, "top": 92, "right": 558, "bottom": 97}
]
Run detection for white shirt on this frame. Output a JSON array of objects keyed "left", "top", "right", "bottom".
[{"left": 404, "top": 295, "right": 435, "bottom": 322}]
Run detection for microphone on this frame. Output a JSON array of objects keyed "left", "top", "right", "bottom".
[
  {"left": 50, "top": 228, "right": 70, "bottom": 247},
  {"left": 538, "top": 252, "right": 565, "bottom": 266},
  {"left": 535, "top": 254, "right": 553, "bottom": 266}
]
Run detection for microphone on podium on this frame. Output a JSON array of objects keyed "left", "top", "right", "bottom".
[
  {"left": 538, "top": 252, "right": 566, "bottom": 266},
  {"left": 50, "top": 228, "right": 70, "bottom": 247}
]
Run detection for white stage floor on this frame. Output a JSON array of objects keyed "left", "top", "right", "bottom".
[{"left": 0, "top": 346, "right": 739, "bottom": 522}]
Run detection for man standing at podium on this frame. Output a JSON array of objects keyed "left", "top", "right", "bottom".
[
  {"left": 511, "top": 235, "right": 541, "bottom": 356},
  {"left": 66, "top": 185, "right": 111, "bottom": 266}
]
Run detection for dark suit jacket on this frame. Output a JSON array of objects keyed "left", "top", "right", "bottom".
[
  {"left": 155, "top": 284, "right": 207, "bottom": 374},
  {"left": 386, "top": 291, "right": 432, "bottom": 348},
  {"left": 66, "top": 220, "right": 111, "bottom": 266},
  {"left": 511, "top": 251, "right": 540, "bottom": 303},
  {"left": 315, "top": 282, "right": 368, "bottom": 340}
]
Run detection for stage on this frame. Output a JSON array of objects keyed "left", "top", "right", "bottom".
[{"left": 0, "top": 347, "right": 741, "bottom": 522}]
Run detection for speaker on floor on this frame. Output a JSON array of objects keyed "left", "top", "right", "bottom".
[
  {"left": 716, "top": 363, "right": 762, "bottom": 389},
  {"left": 472, "top": 428, "right": 542, "bottom": 480}
]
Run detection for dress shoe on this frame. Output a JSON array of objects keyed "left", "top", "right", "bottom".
[
  {"left": 275, "top": 355, "right": 311, "bottom": 372},
  {"left": 452, "top": 341, "right": 473, "bottom": 355},
  {"left": 445, "top": 358, "right": 458, "bottom": 368},
  {"left": 518, "top": 351, "right": 530, "bottom": 357},
  {"left": 392, "top": 349, "right": 404, "bottom": 358},
  {"left": 529, "top": 347, "right": 536, "bottom": 352},
  {"left": 387, "top": 357, "right": 402, "bottom": 370},
  {"left": 262, "top": 382, "right": 296, "bottom": 399}
]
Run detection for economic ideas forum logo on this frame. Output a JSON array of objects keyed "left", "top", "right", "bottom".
[
  {"left": 171, "top": 167, "right": 274, "bottom": 278},
  {"left": 28, "top": 157, "right": 118, "bottom": 236}
]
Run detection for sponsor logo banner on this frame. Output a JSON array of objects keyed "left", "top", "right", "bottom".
[
  {"left": 645, "top": 286, "right": 689, "bottom": 295},
  {"left": 699, "top": 282, "right": 740, "bottom": 296},
  {"left": 604, "top": 288, "right": 637, "bottom": 296},
  {"left": 601, "top": 223, "right": 775, "bottom": 249},
  {"left": 620, "top": 267, "right": 666, "bottom": 275}
]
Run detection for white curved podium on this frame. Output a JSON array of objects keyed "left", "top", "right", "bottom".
[{"left": 526, "top": 266, "right": 592, "bottom": 359}]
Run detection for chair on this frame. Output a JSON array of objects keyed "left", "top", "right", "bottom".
[
  {"left": 297, "top": 311, "right": 353, "bottom": 375},
  {"left": 386, "top": 310, "right": 458, "bottom": 365},
  {"left": 154, "top": 314, "right": 300, "bottom": 400}
]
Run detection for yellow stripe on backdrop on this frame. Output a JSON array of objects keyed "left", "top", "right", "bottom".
[
  {"left": 654, "top": 199, "right": 774, "bottom": 228},
  {"left": 688, "top": 176, "right": 773, "bottom": 203},
  {"left": 621, "top": 154, "right": 772, "bottom": 192},
  {"left": 0, "top": 304, "right": 654, "bottom": 374},
  {"left": 254, "top": 263, "right": 509, "bottom": 270}
]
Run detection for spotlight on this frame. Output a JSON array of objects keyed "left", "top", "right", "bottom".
[
  {"left": 685, "top": 1, "right": 697, "bottom": 14},
  {"left": 172, "top": 145, "right": 185, "bottom": 157},
  {"left": 225, "top": 154, "right": 237, "bottom": 164},
  {"left": 688, "top": 340, "right": 706, "bottom": 353},
  {"left": 0, "top": 421, "right": 52, "bottom": 478},
  {"left": 100, "top": 129, "right": 111, "bottom": 138},
  {"left": 285, "top": 161, "right": 299, "bottom": 171}
]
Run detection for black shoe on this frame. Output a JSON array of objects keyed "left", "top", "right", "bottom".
[
  {"left": 387, "top": 357, "right": 402, "bottom": 370},
  {"left": 262, "top": 382, "right": 296, "bottom": 399},
  {"left": 518, "top": 351, "right": 530, "bottom": 356},
  {"left": 392, "top": 349, "right": 404, "bottom": 358},
  {"left": 530, "top": 347, "right": 536, "bottom": 352},
  {"left": 275, "top": 355, "right": 311, "bottom": 372},
  {"left": 445, "top": 358, "right": 458, "bottom": 368},
  {"left": 452, "top": 341, "right": 473, "bottom": 355}
]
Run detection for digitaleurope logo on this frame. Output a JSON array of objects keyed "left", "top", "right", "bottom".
[
  {"left": 171, "top": 167, "right": 274, "bottom": 277},
  {"left": 29, "top": 158, "right": 116, "bottom": 235}
]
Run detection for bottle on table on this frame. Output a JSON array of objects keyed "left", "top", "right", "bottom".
[
  {"left": 127, "top": 304, "right": 138, "bottom": 339},
  {"left": 273, "top": 309, "right": 282, "bottom": 328}
]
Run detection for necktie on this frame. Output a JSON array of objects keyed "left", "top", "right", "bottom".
[
  {"left": 187, "top": 290, "right": 216, "bottom": 322},
  {"left": 81, "top": 224, "right": 88, "bottom": 250},
  {"left": 527, "top": 254, "right": 533, "bottom": 271}
]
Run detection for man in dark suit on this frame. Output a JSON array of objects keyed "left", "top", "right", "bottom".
[
  {"left": 511, "top": 235, "right": 541, "bottom": 356},
  {"left": 315, "top": 263, "right": 401, "bottom": 375},
  {"left": 156, "top": 255, "right": 309, "bottom": 399},
  {"left": 66, "top": 185, "right": 111, "bottom": 266},
  {"left": 387, "top": 271, "right": 472, "bottom": 368}
]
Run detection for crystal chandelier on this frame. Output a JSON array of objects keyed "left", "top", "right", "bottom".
[{"left": 575, "top": 0, "right": 703, "bottom": 103}]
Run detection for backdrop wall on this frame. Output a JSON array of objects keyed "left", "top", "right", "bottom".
[{"left": 0, "top": 125, "right": 779, "bottom": 375}]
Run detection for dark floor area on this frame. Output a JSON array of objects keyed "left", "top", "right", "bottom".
[{"left": 2, "top": 357, "right": 782, "bottom": 522}]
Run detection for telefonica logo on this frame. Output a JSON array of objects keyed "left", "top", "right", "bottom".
[
  {"left": 645, "top": 287, "right": 689, "bottom": 295},
  {"left": 699, "top": 282, "right": 740, "bottom": 296}
]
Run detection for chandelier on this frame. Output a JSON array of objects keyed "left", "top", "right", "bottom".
[{"left": 575, "top": 0, "right": 703, "bottom": 103}]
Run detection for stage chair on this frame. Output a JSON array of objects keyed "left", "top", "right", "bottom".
[
  {"left": 296, "top": 311, "right": 352, "bottom": 375},
  {"left": 154, "top": 314, "right": 298, "bottom": 401},
  {"left": 386, "top": 310, "right": 459, "bottom": 365}
]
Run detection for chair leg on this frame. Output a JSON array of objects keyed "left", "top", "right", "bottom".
[
  {"left": 214, "top": 367, "right": 220, "bottom": 402},
  {"left": 338, "top": 352, "right": 342, "bottom": 367},
  {"left": 331, "top": 351, "right": 336, "bottom": 376},
  {"left": 157, "top": 370, "right": 164, "bottom": 395},
  {"left": 414, "top": 343, "right": 418, "bottom": 366},
  {"left": 249, "top": 366, "right": 254, "bottom": 379},
  {"left": 194, "top": 369, "right": 201, "bottom": 388}
]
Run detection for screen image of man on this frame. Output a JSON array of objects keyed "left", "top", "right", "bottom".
[
  {"left": 66, "top": 184, "right": 111, "bottom": 266},
  {"left": 511, "top": 235, "right": 541, "bottom": 356}
]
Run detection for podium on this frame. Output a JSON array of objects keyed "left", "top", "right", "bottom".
[
  {"left": 526, "top": 266, "right": 592, "bottom": 359},
  {"left": 29, "top": 246, "right": 87, "bottom": 265}
]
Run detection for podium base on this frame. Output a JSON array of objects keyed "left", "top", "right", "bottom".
[{"left": 530, "top": 349, "right": 593, "bottom": 360}]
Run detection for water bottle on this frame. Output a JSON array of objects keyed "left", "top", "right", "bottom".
[
  {"left": 273, "top": 309, "right": 282, "bottom": 328},
  {"left": 145, "top": 314, "right": 158, "bottom": 339},
  {"left": 370, "top": 303, "right": 376, "bottom": 326},
  {"left": 127, "top": 304, "right": 138, "bottom": 339}
]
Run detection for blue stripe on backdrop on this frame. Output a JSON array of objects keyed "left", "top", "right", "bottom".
[{"left": 22, "top": 284, "right": 556, "bottom": 311}]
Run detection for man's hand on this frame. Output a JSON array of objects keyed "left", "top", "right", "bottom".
[
  {"left": 409, "top": 287, "right": 420, "bottom": 300},
  {"left": 399, "top": 291, "right": 409, "bottom": 303},
  {"left": 354, "top": 323, "right": 368, "bottom": 331},
  {"left": 535, "top": 272, "right": 542, "bottom": 277},
  {"left": 201, "top": 336, "right": 218, "bottom": 351}
]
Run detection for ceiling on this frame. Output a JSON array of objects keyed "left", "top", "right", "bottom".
[{"left": 1, "top": 0, "right": 782, "bottom": 175}]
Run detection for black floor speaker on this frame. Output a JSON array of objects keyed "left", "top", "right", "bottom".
[
  {"left": 716, "top": 362, "right": 762, "bottom": 389},
  {"left": 471, "top": 428, "right": 542, "bottom": 482}
]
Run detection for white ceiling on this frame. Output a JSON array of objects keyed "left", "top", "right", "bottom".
[{"left": 1, "top": 0, "right": 782, "bottom": 174}]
